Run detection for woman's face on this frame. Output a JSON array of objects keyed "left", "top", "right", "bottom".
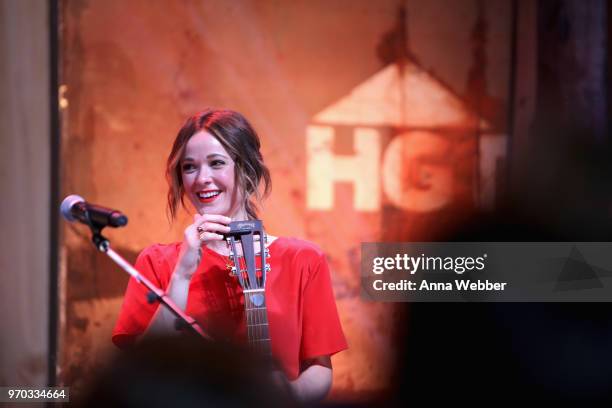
[{"left": 180, "top": 131, "right": 243, "bottom": 218}]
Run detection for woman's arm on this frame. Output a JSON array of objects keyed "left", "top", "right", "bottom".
[
  {"left": 144, "top": 213, "right": 230, "bottom": 336},
  {"left": 143, "top": 254, "right": 195, "bottom": 335},
  {"left": 290, "top": 356, "right": 333, "bottom": 403}
]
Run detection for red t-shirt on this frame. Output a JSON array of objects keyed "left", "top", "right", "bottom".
[{"left": 112, "top": 237, "right": 348, "bottom": 380}]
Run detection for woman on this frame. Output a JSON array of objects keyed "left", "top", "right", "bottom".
[{"left": 112, "top": 109, "right": 347, "bottom": 402}]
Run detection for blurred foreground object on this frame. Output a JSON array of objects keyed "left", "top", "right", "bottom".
[{"left": 75, "top": 336, "right": 297, "bottom": 408}]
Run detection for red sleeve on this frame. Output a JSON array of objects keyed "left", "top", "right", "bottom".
[
  {"left": 112, "top": 245, "right": 169, "bottom": 348},
  {"left": 300, "top": 253, "right": 348, "bottom": 360}
]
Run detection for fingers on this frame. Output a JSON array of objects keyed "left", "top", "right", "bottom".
[
  {"left": 197, "top": 231, "right": 225, "bottom": 242},
  {"left": 193, "top": 214, "right": 232, "bottom": 243},
  {"left": 194, "top": 213, "right": 232, "bottom": 225},
  {"left": 196, "top": 221, "right": 230, "bottom": 235}
]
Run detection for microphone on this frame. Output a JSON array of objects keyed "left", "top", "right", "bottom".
[{"left": 60, "top": 195, "right": 128, "bottom": 228}]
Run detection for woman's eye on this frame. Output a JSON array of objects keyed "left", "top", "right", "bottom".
[
  {"left": 211, "top": 160, "right": 226, "bottom": 168},
  {"left": 182, "top": 163, "right": 196, "bottom": 172}
]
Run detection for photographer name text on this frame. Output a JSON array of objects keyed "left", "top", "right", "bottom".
[{"left": 372, "top": 279, "right": 507, "bottom": 291}]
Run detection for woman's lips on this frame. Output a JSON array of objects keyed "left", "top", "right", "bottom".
[{"left": 197, "top": 190, "right": 221, "bottom": 204}]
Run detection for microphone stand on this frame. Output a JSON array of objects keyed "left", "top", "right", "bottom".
[{"left": 83, "top": 212, "right": 210, "bottom": 340}]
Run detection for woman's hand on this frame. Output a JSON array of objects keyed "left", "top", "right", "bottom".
[{"left": 176, "top": 213, "right": 231, "bottom": 276}]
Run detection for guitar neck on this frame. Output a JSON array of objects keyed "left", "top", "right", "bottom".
[
  {"left": 244, "top": 290, "right": 271, "bottom": 355},
  {"left": 224, "top": 220, "right": 271, "bottom": 356}
]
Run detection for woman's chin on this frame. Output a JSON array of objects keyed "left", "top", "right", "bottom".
[{"left": 195, "top": 205, "right": 229, "bottom": 217}]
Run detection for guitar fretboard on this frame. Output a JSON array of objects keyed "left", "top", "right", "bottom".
[{"left": 244, "top": 290, "right": 271, "bottom": 356}]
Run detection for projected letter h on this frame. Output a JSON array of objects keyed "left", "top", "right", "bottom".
[{"left": 306, "top": 125, "right": 380, "bottom": 211}]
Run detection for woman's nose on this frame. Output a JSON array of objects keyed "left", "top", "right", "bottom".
[{"left": 197, "top": 166, "right": 213, "bottom": 184}]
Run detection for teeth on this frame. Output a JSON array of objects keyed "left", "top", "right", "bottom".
[{"left": 198, "top": 191, "right": 220, "bottom": 199}]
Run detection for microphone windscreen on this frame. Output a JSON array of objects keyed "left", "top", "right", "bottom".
[{"left": 60, "top": 194, "right": 85, "bottom": 222}]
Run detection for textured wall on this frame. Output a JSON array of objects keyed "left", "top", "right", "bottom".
[{"left": 59, "top": 0, "right": 511, "bottom": 401}]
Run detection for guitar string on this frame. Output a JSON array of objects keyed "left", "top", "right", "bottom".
[{"left": 229, "top": 233, "right": 271, "bottom": 353}]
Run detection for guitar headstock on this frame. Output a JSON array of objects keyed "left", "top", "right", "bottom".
[{"left": 224, "top": 220, "right": 270, "bottom": 306}]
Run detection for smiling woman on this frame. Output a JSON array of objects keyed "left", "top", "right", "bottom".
[{"left": 111, "top": 109, "right": 347, "bottom": 403}]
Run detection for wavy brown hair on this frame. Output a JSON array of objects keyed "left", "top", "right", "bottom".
[{"left": 166, "top": 109, "right": 271, "bottom": 221}]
